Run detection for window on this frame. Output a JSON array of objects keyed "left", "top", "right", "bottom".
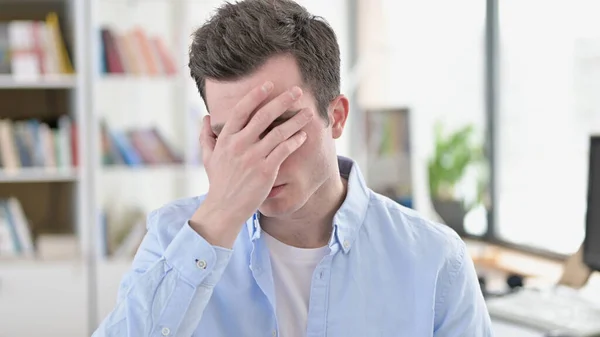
[{"left": 495, "top": 0, "right": 600, "bottom": 255}]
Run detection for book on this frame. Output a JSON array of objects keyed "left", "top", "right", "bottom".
[
  {"left": 0, "top": 13, "right": 73, "bottom": 78},
  {"left": 99, "top": 26, "right": 177, "bottom": 76}
]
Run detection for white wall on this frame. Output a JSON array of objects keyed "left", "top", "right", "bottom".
[{"left": 358, "top": 0, "right": 486, "bottom": 219}]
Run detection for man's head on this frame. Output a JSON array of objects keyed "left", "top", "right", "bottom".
[
  {"left": 189, "top": 0, "right": 349, "bottom": 217},
  {"left": 189, "top": 0, "right": 340, "bottom": 121}
]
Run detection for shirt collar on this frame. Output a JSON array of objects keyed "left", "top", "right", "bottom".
[{"left": 246, "top": 156, "right": 370, "bottom": 254}]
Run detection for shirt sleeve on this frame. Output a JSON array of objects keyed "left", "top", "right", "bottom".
[
  {"left": 433, "top": 238, "right": 493, "bottom": 337},
  {"left": 92, "top": 208, "right": 233, "bottom": 337}
]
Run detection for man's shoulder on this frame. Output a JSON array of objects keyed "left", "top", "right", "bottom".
[{"left": 365, "top": 192, "right": 466, "bottom": 266}]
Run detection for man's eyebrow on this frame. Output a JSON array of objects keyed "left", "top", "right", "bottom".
[{"left": 212, "top": 109, "right": 302, "bottom": 135}]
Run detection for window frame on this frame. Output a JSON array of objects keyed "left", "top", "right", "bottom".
[{"left": 482, "top": 0, "right": 570, "bottom": 261}]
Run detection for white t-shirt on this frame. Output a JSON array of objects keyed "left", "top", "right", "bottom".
[{"left": 263, "top": 231, "right": 329, "bottom": 337}]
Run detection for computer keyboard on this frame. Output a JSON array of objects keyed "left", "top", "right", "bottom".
[{"left": 486, "top": 287, "right": 600, "bottom": 336}]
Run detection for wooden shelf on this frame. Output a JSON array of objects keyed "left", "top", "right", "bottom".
[
  {"left": 95, "top": 75, "right": 179, "bottom": 86},
  {"left": 98, "top": 75, "right": 177, "bottom": 80},
  {"left": 101, "top": 164, "right": 201, "bottom": 173},
  {"left": 0, "top": 75, "right": 77, "bottom": 89},
  {"left": 0, "top": 168, "right": 79, "bottom": 183}
]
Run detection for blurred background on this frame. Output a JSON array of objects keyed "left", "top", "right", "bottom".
[{"left": 0, "top": 0, "right": 599, "bottom": 336}]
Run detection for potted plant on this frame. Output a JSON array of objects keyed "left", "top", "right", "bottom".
[{"left": 428, "top": 122, "right": 485, "bottom": 234}]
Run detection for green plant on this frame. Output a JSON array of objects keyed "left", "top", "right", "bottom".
[{"left": 428, "top": 122, "right": 484, "bottom": 203}]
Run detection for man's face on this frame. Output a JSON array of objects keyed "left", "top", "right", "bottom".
[{"left": 205, "top": 55, "right": 342, "bottom": 217}]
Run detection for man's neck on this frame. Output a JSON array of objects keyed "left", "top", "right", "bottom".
[{"left": 261, "top": 173, "right": 347, "bottom": 249}]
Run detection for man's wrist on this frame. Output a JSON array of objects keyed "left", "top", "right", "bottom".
[{"left": 189, "top": 201, "right": 241, "bottom": 249}]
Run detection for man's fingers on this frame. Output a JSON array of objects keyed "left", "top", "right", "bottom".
[
  {"left": 265, "top": 130, "right": 307, "bottom": 169},
  {"left": 220, "top": 81, "right": 274, "bottom": 136},
  {"left": 200, "top": 115, "right": 216, "bottom": 163},
  {"left": 255, "top": 108, "right": 314, "bottom": 156},
  {"left": 240, "top": 86, "right": 303, "bottom": 140}
]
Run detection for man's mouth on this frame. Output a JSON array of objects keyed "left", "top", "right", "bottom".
[{"left": 267, "top": 184, "right": 286, "bottom": 198}]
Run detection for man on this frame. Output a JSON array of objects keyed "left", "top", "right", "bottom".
[{"left": 94, "top": 0, "right": 492, "bottom": 336}]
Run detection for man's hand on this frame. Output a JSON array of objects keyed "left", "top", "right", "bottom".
[{"left": 190, "top": 82, "right": 314, "bottom": 248}]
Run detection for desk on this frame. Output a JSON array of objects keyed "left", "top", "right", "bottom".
[
  {"left": 469, "top": 240, "right": 600, "bottom": 337},
  {"left": 492, "top": 319, "right": 545, "bottom": 337}
]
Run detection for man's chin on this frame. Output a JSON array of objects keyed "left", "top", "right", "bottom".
[{"left": 258, "top": 198, "right": 297, "bottom": 218}]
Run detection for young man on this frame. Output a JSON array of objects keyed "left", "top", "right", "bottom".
[{"left": 94, "top": 0, "right": 492, "bottom": 336}]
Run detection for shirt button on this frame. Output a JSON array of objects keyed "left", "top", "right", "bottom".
[
  {"left": 343, "top": 240, "right": 351, "bottom": 249},
  {"left": 161, "top": 327, "right": 170, "bottom": 336},
  {"left": 272, "top": 330, "right": 277, "bottom": 337},
  {"left": 196, "top": 259, "right": 207, "bottom": 269}
]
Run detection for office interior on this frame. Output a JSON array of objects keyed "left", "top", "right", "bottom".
[{"left": 0, "top": 0, "right": 599, "bottom": 336}]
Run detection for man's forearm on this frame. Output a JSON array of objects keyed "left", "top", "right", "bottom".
[{"left": 93, "top": 221, "right": 233, "bottom": 337}]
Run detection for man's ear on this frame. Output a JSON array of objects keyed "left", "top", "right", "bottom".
[{"left": 329, "top": 95, "right": 349, "bottom": 139}]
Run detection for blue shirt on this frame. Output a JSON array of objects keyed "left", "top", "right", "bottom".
[{"left": 93, "top": 156, "right": 492, "bottom": 337}]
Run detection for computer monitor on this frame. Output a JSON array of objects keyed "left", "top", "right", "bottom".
[{"left": 584, "top": 136, "right": 600, "bottom": 272}]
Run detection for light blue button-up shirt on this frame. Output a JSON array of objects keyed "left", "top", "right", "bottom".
[{"left": 93, "top": 156, "right": 492, "bottom": 337}]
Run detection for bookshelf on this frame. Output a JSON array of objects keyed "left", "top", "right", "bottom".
[
  {"left": 0, "top": 0, "right": 193, "bottom": 333},
  {"left": 90, "top": 0, "right": 203, "bottom": 265},
  {"left": 0, "top": 0, "right": 84, "bottom": 250},
  {"left": 0, "top": 0, "right": 92, "bottom": 336}
]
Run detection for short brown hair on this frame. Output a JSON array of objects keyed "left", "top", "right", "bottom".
[{"left": 188, "top": 0, "right": 341, "bottom": 121}]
